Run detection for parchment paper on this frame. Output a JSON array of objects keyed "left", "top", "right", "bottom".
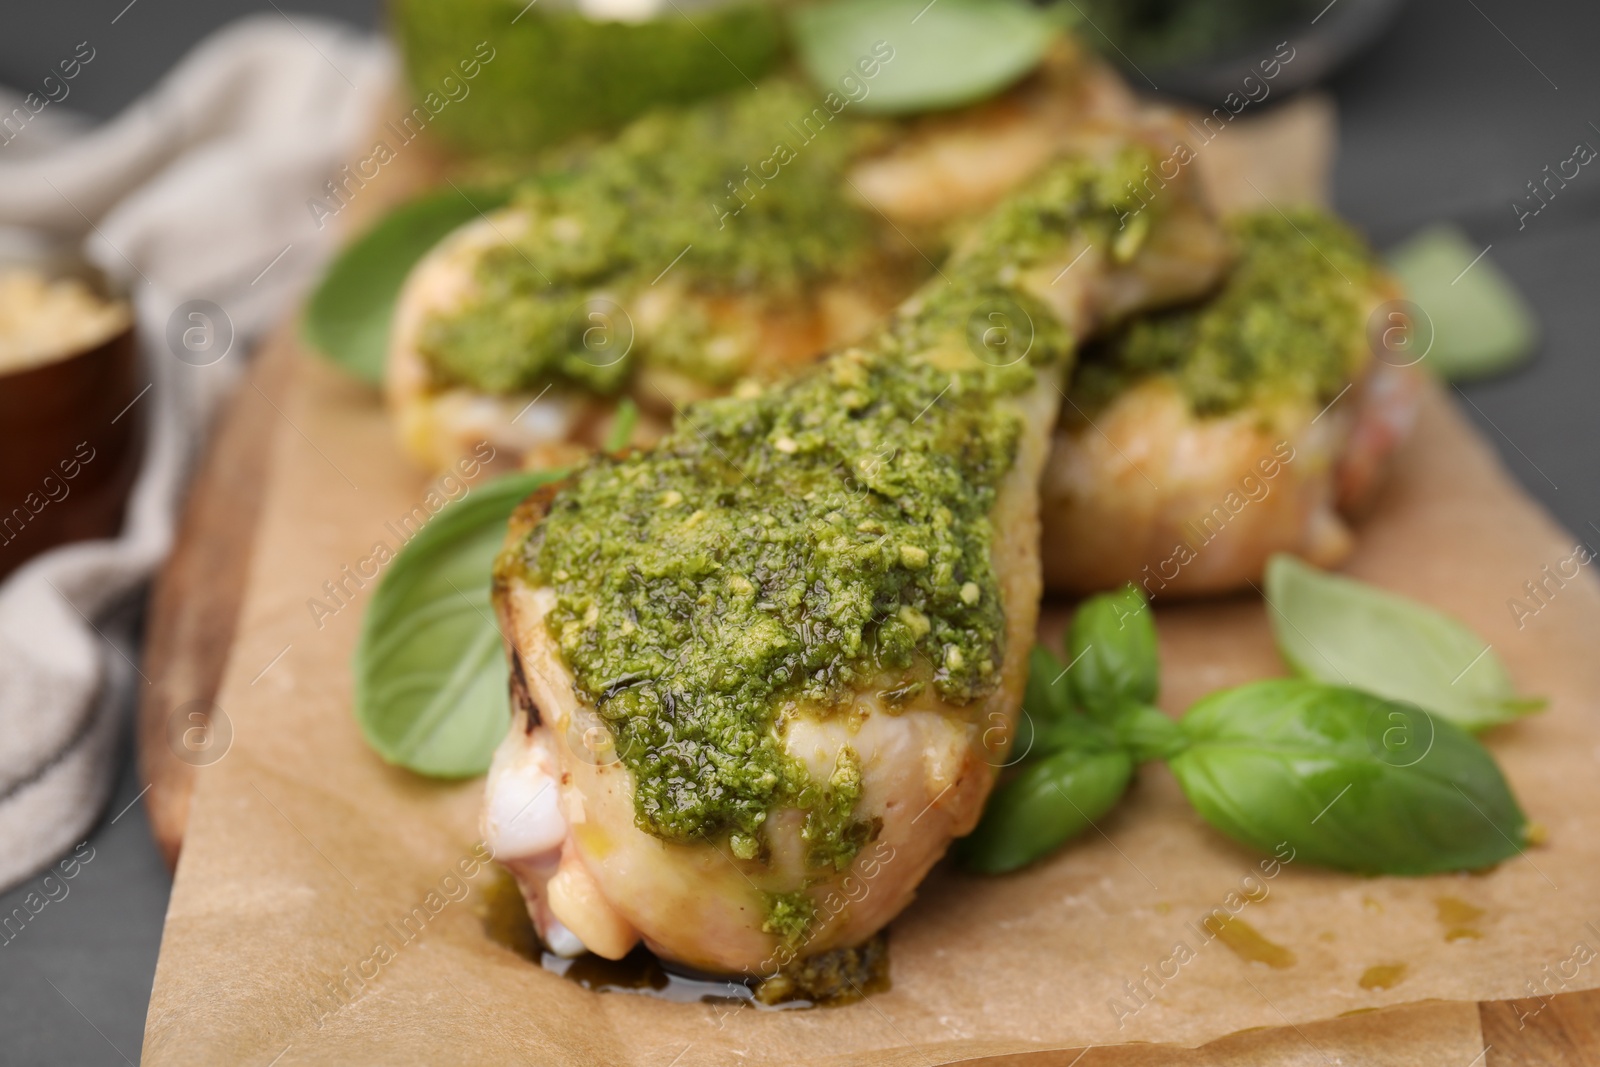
[
  {"left": 141, "top": 100, "right": 1600, "bottom": 1065},
  {"left": 139, "top": 344, "right": 1599, "bottom": 1064}
]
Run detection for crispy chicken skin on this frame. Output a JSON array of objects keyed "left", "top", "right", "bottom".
[{"left": 480, "top": 149, "right": 1230, "bottom": 975}]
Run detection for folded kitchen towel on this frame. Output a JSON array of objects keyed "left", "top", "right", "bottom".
[{"left": 0, "top": 16, "right": 392, "bottom": 891}]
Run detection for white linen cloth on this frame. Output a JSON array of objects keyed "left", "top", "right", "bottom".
[{"left": 0, "top": 16, "right": 393, "bottom": 891}]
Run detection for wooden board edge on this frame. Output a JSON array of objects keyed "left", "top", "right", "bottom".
[
  {"left": 135, "top": 328, "right": 300, "bottom": 868},
  {"left": 1481, "top": 986, "right": 1600, "bottom": 1065}
]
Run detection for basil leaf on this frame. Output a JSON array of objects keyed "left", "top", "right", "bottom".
[
  {"left": 1170, "top": 680, "right": 1530, "bottom": 875},
  {"left": 303, "top": 186, "right": 511, "bottom": 384},
  {"left": 1264, "top": 554, "right": 1542, "bottom": 732},
  {"left": 1386, "top": 224, "right": 1538, "bottom": 382},
  {"left": 1031, "top": 709, "right": 1118, "bottom": 760},
  {"left": 789, "top": 0, "right": 1056, "bottom": 117},
  {"left": 604, "top": 397, "right": 639, "bottom": 454},
  {"left": 354, "top": 470, "right": 564, "bottom": 777},
  {"left": 1110, "top": 702, "right": 1189, "bottom": 763},
  {"left": 1066, "top": 584, "right": 1159, "bottom": 720},
  {"left": 1024, "top": 643, "right": 1074, "bottom": 723},
  {"left": 956, "top": 746, "right": 1133, "bottom": 874}
]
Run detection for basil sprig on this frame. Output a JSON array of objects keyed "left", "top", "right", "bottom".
[
  {"left": 1264, "top": 554, "right": 1544, "bottom": 731},
  {"left": 961, "top": 583, "right": 1533, "bottom": 878},
  {"left": 354, "top": 469, "right": 564, "bottom": 777},
  {"left": 959, "top": 585, "right": 1160, "bottom": 875},
  {"left": 1109, "top": 702, "right": 1188, "bottom": 764},
  {"left": 958, "top": 603, "right": 1135, "bottom": 874}
]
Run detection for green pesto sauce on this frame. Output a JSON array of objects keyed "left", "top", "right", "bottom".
[
  {"left": 799, "top": 748, "right": 873, "bottom": 872},
  {"left": 419, "top": 82, "right": 890, "bottom": 395},
  {"left": 505, "top": 152, "right": 1161, "bottom": 861},
  {"left": 392, "top": 0, "right": 785, "bottom": 155},
  {"left": 762, "top": 891, "right": 818, "bottom": 945},
  {"left": 1071, "top": 210, "right": 1379, "bottom": 416}
]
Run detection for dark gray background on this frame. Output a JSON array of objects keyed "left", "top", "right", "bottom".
[{"left": 0, "top": 0, "right": 1595, "bottom": 1062}]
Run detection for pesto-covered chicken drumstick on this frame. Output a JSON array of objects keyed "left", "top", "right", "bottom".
[
  {"left": 480, "top": 145, "right": 1229, "bottom": 983},
  {"left": 1040, "top": 210, "right": 1420, "bottom": 598}
]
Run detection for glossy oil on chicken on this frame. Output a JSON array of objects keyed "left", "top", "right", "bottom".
[{"left": 480, "top": 146, "right": 1230, "bottom": 990}]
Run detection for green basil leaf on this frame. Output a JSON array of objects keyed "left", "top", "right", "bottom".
[
  {"left": 1024, "top": 643, "right": 1074, "bottom": 723},
  {"left": 1386, "top": 224, "right": 1538, "bottom": 382},
  {"left": 604, "top": 397, "right": 639, "bottom": 454},
  {"left": 1066, "top": 584, "right": 1159, "bottom": 719},
  {"left": 1264, "top": 554, "right": 1542, "bottom": 732},
  {"left": 789, "top": 0, "right": 1056, "bottom": 117},
  {"left": 1170, "top": 679, "right": 1530, "bottom": 875},
  {"left": 354, "top": 470, "right": 564, "bottom": 777},
  {"left": 1110, "top": 702, "right": 1189, "bottom": 763},
  {"left": 303, "top": 186, "right": 511, "bottom": 384},
  {"left": 1031, "top": 709, "right": 1118, "bottom": 760},
  {"left": 956, "top": 746, "right": 1133, "bottom": 874}
]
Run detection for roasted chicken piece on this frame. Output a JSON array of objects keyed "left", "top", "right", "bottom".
[
  {"left": 481, "top": 147, "right": 1229, "bottom": 979},
  {"left": 1041, "top": 210, "right": 1421, "bottom": 598},
  {"left": 388, "top": 43, "right": 1172, "bottom": 474}
]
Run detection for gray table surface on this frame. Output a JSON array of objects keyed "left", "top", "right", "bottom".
[{"left": 1, "top": 0, "right": 1596, "bottom": 1062}]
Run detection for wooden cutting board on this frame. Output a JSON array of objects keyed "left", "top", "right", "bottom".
[{"left": 136, "top": 325, "right": 292, "bottom": 868}]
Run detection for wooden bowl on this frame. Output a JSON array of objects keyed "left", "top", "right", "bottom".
[{"left": 0, "top": 261, "right": 142, "bottom": 583}]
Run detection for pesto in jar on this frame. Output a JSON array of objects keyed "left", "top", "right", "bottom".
[
  {"left": 1071, "top": 209, "right": 1381, "bottom": 416},
  {"left": 419, "top": 82, "right": 897, "bottom": 395},
  {"left": 500, "top": 152, "right": 1161, "bottom": 864},
  {"left": 392, "top": 0, "right": 786, "bottom": 155}
]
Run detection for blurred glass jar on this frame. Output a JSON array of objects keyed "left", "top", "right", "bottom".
[
  {"left": 390, "top": 0, "right": 786, "bottom": 156},
  {"left": 0, "top": 236, "right": 142, "bottom": 583},
  {"left": 1067, "top": 0, "right": 1406, "bottom": 105}
]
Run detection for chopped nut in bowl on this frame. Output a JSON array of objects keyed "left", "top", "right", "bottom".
[
  {"left": 0, "top": 269, "right": 133, "bottom": 376},
  {"left": 0, "top": 245, "right": 142, "bottom": 583}
]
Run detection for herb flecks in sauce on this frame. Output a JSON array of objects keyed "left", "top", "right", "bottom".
[
  {"left": 419, "top": 83, "right": 888, "bottom": 394},
  {"left": 762, "top": 891, "right": 818, "bottom": 945},
  {"left": 800, "top": 748, "right": 878, "bottom": 872},
  {"left": 754, "top": 932, "right": 890, "bottom": 1006},
  {"left": 506, "top": 151, "right": 1162, "bottom": 862},
  {"left": 1072, "top": 210, "right": 1380, "bottom": 416}
]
